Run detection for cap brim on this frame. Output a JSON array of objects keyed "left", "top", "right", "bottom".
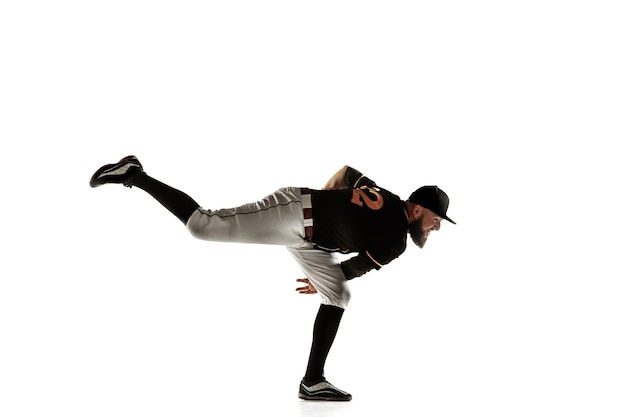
[{"left": 443, "top": 215, "right": 456, "bottom": 225}]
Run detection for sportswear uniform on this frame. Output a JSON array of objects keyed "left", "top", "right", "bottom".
[
  {"left": 185, "top": 167, "right": 409, "bottom": 309},
  {"left": 309, "top": 168, "right": 408, "bottom": 280},
  {"left": 90, "top": 155, "right": 453, "bottom": 401}
]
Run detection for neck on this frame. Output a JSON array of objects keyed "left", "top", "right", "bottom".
[{"left": 403, "top": 201, "right": 413, "bottom": 222}]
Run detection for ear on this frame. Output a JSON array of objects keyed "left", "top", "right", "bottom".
[
  {"left": 409, "top": 203, "right": 424, "bottom": 221},
  {"left": 414, "top": 204, "right": 424, "bottom": 218}
]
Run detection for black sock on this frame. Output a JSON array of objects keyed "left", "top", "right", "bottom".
[
  {"left": 130, "top": 171, "right": 200, "bottom": 225},
  {"left": 303, "top": 304, "right": 345, "bottom": 385}
]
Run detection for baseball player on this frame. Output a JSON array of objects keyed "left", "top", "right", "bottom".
[{"left": 90, "top": 155, "right": 455, "bottom": 401}]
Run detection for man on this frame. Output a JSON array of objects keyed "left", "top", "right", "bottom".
[{"left": 89, "top": 155, "right": 455, "bottom": 401}]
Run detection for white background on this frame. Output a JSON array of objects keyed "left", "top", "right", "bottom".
[{"left": 1, "top": 1, "right": 625, "bottom": 416}]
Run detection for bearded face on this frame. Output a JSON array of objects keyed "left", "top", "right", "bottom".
[{"left": 408, "top": 217, "right": 428, "bottom": 248}]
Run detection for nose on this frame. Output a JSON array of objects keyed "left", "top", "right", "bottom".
[{"left": 433, "top": 220, "right": 441, "bottom": 231}]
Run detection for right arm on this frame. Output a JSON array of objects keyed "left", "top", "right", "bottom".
[{"left": 341, "top": 253, "right": 379, "bottom": 280}]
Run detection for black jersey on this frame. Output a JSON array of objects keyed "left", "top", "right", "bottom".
[{"left": 310, "top": 167, "right": 409, "bottom": 280}]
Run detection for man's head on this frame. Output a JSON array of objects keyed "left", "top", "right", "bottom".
[{"left": 406, "top": 186, "right": 455, "bottom": 248}]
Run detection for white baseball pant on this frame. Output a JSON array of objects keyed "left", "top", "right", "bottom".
[{"left": 185, "top": 187, "right": 351, "bottom": 309}]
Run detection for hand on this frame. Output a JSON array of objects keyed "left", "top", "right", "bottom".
[{"left": 295, "top": 278, "right": 317, "bottom": 295}]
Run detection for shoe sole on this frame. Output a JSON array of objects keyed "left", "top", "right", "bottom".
[{"left": 298, "top": 393, "right": 352, "bottom": 401}]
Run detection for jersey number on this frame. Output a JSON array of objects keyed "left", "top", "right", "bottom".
[{"left": 351, "top": 187, "right": 384, "bottom": 210}]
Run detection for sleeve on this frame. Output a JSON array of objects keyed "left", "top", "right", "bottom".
[
  {"left": 340, "top": 252, "right": 381, "bottom": 280},
  {"left": 340, "top": 241, "right": 407, "bottom": 280},
  {"left": 345, "top": 166, "right": 377, "bottom": 189}
]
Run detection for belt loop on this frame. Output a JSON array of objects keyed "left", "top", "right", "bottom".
[{"left": 301, "top": 188, "right": 313, "bottom": 240}]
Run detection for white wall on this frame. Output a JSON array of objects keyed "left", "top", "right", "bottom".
[{"left": 1, "top": 2, "right": 624, "bottom": 416}]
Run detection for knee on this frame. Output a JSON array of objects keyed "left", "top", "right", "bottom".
[
  {"left": 342, "top": 287, "right": 351, "bottom": 307},
  {"left": 324, "top": 287, "right": 351, "bottom": 310},
  {"left": 185, "top": 210, "right": 206, "bottom": 240}
]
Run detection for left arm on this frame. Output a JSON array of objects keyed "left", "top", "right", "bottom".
[
  {"left": 322, "top": 166, "right": 350, "bottom": 190},
  {"left": 322, "top": 165, "right": 374, "bottom": 190}
]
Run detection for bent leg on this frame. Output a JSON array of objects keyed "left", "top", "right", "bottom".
[
  {"left": 287, "top": 244, "right": 351, "bottom": 385},
  {"left": 303, "top": 304, "right": 344, "bottom": 385},
  {"left": 286, "top": 244, "right": 351, "bottom": 309}
]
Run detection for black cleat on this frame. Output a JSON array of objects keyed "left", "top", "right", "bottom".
[
  {"left": 90, "top": 155, "right": 143, "bottom": 188},
  {"left": 298, "top": 379, "right": 352, "bottom": 401}
]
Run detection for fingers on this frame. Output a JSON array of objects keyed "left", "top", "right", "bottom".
[
  {"left": 295, "top": 278, "right": 317, "bottom": 294},
  {"left": 295, "top": 278, "right": 308, "bottom": 293}
]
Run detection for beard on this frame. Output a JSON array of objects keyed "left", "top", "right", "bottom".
[{"left": 408, "top": 218, "right": 427, "bottom": 248}]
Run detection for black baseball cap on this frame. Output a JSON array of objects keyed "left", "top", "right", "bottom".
[{"left": 408, "top": 186, "right": 456, "bottom": 224}]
